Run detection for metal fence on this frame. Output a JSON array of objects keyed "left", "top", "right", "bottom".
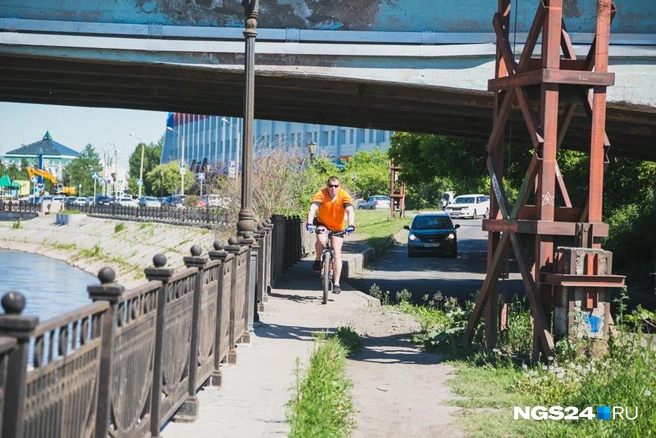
[
  {"left": 0, "top": 201, "right": 232, "bottom": 228},
  {"left": 0, "top": 215, "right": 304, "bottom": 438}
]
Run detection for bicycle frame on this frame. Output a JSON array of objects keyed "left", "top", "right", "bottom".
[{"left": 315, "top": 228, "right": 344, "bottom": 304}]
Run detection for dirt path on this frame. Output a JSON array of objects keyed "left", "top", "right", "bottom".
[{"left": 344, "top": 307, "right": 465, "bottom": 438}]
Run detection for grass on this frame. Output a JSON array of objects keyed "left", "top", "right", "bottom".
[
  {"left": 354, "top": 209, "right": 412, "bottom": 253},
  {"left": 379, "top": 286, "right": 656, "bottom": 437},
  {"left": 286, "top": 331, "right": 356, "bottom": 438}
]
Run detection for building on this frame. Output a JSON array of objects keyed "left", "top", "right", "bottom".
[
  {"left": 161, "top": 113, "right": 392, "bottom": 172},
  {"left": 2, "top": 130, "right": 80, "bottom": 181}
]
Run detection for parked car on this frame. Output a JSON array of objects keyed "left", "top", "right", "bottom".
[
  {"left": 358, "top": 195, "right": 391, "bottom": 210},
  {"left": 138, "top": 196, "right": 162, "bottom": 208},
  {"left": 404, "top": 212, "right": 459, "bottom": 258},
  {"left": 114, "top": 196, "right": 139, "bottom": 207},
  {"left": 69, "top": 196, "right": 89, "bottom": 207},
  {"left": 163, "top": 195, "right": 186, "bottom": 208},
  {"left": 445, "top": 194, "right": 490, "bottom": 219},
  {"left": 94, "top": 195, "right": 113, "bottom": 205},
  {"left": 201, "top": 194, "right": 231, "bottom": 208}
]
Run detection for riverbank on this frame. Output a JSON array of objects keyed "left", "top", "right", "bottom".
[{"left": 0, "top": 215, "right": 229, "bottom": 287}]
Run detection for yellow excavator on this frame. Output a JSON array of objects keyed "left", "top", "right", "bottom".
[{"left": 27, "top": 167, "right": 76, "bottom": 196}]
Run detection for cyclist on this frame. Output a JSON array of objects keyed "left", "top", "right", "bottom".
[{"left": 306, "top": 176, "right": 355, "bottom": 294}]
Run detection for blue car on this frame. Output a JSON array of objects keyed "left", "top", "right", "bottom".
[{"left": 404, "top": 212, "right": 459, "bottom": 258}]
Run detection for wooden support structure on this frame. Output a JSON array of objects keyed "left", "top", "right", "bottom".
[
  {"left": 463, "top": 0, "right": 624, "bottom": 359},
  {"left": 389, "top": 158, "right": 405, "bottom": 218}
]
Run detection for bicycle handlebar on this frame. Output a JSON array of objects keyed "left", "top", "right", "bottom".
[{"left": 314, "top": 228, "right": 346, "bottom": 238}]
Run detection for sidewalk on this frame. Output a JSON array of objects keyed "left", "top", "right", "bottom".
[{"left": 161, "top": 244, "right": 379, "bottom": 438}]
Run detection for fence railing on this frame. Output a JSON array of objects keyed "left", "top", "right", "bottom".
[
  {"left": 0, "top": 215, "right": 305, "bottom": 437},
  {"left": 0, "top": 201, "right": 232, "bottom": 227}
]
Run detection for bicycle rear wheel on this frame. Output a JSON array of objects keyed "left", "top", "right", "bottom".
[{"left": 322, "top": 252, "right": 331, "bottom": 304}]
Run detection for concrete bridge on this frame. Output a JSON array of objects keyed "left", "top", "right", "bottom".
[{"left": 1, "top": 0, "right": 655, "bottom": 160}]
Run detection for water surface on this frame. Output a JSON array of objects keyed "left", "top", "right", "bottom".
[{"left": 0, "top": 249, "right": 98, "bottom": 321}]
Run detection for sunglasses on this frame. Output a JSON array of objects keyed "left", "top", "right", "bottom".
[{"left": 327, "top": 184, "right": 340, "bottom": 188}]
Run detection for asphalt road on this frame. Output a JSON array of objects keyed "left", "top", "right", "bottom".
[{"left": 348, "top": 217, "right": 524, "bottom": 304}]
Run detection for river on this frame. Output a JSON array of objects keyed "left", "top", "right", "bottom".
[{"left": 0, "top": 249, "right": 98, "bottom": 321}]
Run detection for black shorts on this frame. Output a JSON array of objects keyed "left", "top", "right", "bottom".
[{"left": 312, "top": 219, "right": 345, "bottom": 238}]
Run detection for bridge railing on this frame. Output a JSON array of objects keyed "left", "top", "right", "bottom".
[{"left": 0, "top": 215, "right": 307, "bottom": 437}]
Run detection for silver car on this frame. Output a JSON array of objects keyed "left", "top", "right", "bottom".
[{"left": 358, "top": 195, "right": 391, "bottom": 210}]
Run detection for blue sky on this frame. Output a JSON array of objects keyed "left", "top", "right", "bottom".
[{"left": 0, "top": 102, "right": 168, "bottom": 169}]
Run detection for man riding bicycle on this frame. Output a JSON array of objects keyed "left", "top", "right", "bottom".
[{"left": 306, "top": 176, "right": 355, "bottom": 294}]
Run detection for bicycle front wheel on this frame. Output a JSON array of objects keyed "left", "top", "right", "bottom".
[{"left": 322, "top": 252, "right": 331, "bottom": 304}]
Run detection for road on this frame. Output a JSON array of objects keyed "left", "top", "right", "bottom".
[{"left": 348, "top": 217, "right": 524, "bottom": 304}]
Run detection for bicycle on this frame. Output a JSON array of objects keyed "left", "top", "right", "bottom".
[
  {"left": 314, "top": 227, "right": 345, "bottom": 304},
  {"left": 311, "top": 227, "right": 344, "bottom": 304}
]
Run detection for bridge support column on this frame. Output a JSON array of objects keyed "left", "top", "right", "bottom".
[{"left": 463, "top": 0, "right": 625, "bottom": 359}]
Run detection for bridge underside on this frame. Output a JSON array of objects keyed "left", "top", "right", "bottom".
[{"left": 1, "top": 52, "right": 655, "bottom": 162}]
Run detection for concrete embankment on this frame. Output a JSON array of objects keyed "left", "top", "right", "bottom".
[{"left": 0, "top": 214, "right": 229, "bottom": 287}]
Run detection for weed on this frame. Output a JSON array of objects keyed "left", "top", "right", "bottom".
[
  {"left": 79, "top": 244, "right": 102, "bottom": 258},
  {"left": 52, "top": 242, "right": 77, "bottom": 251},
  {"left": 114, "top": 223, "right": 126, "bottom": 233},
  {"left": 395, "top": 288, "right": 412, "bottom": 304},
  {"left": 334, "top": 326, "right": 362, "bottom": 356},
  {"left": 286, "top": 334, "right": 355, "bottom": 438},
  {"left": 12, "top": 220, "right": 21, "bottom": 229}
]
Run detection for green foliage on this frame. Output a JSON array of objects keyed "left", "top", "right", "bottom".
[
  {"left": 286, "top": 334, "right": 355, "bottom": 438},
  {"left": 372, "top": 286, "right": 656, "bottom": 436},
  {"left": 146, "top": 161, "right": 193, "bottom": 197},
  {"left": 128, "top": 138, "right": 163, "bottom": 196},
  {"left": 342, "top": 148, "right": 390, "bottom": 199},
  {"left": 64, "top": 144, "right": 103, "bottom": 196},
  {"left": 114, "top": 223, "right": 126, "bottom": 233},
  {"left": 78, "top": 244, "right": 101, "bottom": 258},
  {"left": 334, "top": 326, "right": 362, "bottom": 356},
  {"left": 605, "top": 199, "right": 656, "bottom": 275},
  {"left": 388, "top": 132, "right": 489, "bottom": 196},
  {"left": 12, "top": 220, "right": 22, "bottom": 229}
]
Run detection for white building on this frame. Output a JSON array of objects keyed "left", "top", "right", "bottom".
[{"left": 161, "top": 113, "right": 392, "bottom": 172}]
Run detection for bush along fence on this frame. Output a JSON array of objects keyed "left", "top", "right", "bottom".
[{"left": 0, "top": 215, "right": 307, "bottom": 438}]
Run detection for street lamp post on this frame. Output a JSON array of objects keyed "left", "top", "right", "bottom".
[
  {"left": 166, "top": 127, "right": 186, "bottom": 195},
  {"left": 102, "top": 140, "right": 118, "bottom": 198},
  {"left": 306, "top": 141, "right": 317, "bottom": 163},
  {"left": 94, "top": 144, "right": 108, "bottom": 196},
  {"left": 129, "top": 132, "right": 146, "bottom": 197},
  {"left": 237, "top": 0, "right": 259, "bottom": 239},
  {"left": 221, "top": 117, "right": 241, "bottom": 174}
]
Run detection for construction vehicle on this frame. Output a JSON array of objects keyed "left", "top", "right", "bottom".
[{"left": 27, "top": 167, "right": 76, "bottom": 196}]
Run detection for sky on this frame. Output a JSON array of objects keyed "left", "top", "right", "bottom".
[{"left": 0, "top": 102, "right": 169, "bottom": 169}]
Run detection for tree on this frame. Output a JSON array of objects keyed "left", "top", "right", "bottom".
[
  {"left": 342, "top": 148, "right": 390, "bottom": 199},
  {"left": 388, "top": 132, "right": 490, "bottom": 207},
  {"left": 128, "top": 136, "right": 163, "bottom": 196},
  {"left": 64, "top": 144, "right": 102, "bottom": 196},
  {"left": 146, "top": 161, "right": 193, "bottom": 198}
]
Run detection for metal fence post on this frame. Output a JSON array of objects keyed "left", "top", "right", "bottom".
[
  {"left": 255, "top": 223, "right": 266, "bottom": 314},
  {"left": 239, "top": 233, "right": 255, "bottom": 341},
  {"left": 144, "top": 254, "right": 174, "bottom": 438},
  {"left": 225, "top": 237, "right": 242, "bottom": 364},
  {"left": 87, "top": 267, "right": 125, "bottom": 438},
  {"left": 176, "top": 244, "right": 208, "bottom": 422},
  {"left": 263, "top": 219, "right": 273, "bottom": 301},
  {"left": 0, "top": 291, "right": 39, "bottom": 438},
  {"left": 271, "top": 214, "right": 285, "bottom": 285},
  {"left": 208, "top": 241, "right": 230, "bottom": 387}
]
